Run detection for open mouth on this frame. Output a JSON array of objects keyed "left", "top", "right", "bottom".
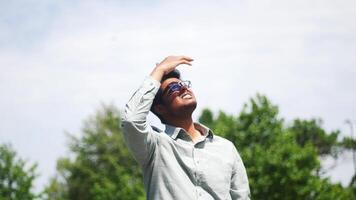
[{"left": 180, "top": 92, "right": 192, "bottom": 99}]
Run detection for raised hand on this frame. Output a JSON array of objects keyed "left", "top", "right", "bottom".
[{"left": 150, "top": 56, "right": 193, "bottom": 82}]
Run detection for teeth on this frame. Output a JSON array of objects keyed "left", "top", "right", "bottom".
[{"left": 182, "top": 94, "right": 192, "bottom": 99}]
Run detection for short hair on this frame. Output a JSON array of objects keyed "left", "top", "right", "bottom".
[{"left": 150, "top": 69, "right": 181, "bottom": 123}]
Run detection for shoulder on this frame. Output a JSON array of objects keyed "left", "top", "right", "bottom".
[
  {"left": 211, "top": 135, "right": 235, "bottom": 149},
  {"left": 211, "top": 135, "right": 244, "bottom": 156},
  {"left": 196, "top": 122, "right": 236, "bottom": 150}
]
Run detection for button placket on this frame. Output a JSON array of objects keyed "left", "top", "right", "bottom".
[{"left": 192, "top": 146, "right": 199, "bottom": 186}]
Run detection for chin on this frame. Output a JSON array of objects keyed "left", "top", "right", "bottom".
[
  {"left": 169, "top": 100, "right": 197, "bottom": 118},
  {"left": 182, "top": 100, "right": 197, "bottom": 113}
]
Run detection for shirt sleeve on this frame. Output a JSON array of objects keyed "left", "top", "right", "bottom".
[
  {"left": 230, "top": 144, "right": 251, "bottom": 200},
  {"left": 121, "top": 76, "right": 161, "bottom": 166}
]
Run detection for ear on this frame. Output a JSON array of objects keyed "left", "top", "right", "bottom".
[{"left": 153, "top": 104, "right": 167, "bottom": 115}]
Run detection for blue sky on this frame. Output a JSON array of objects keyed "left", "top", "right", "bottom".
[{"left": 1, "top": 0, "right": 355, "bottom": 191}]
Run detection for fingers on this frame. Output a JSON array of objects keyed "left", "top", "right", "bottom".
[
  {"left": 179, "top": 55, "right": 194, "bottom": 62},
  {"left": 156, "top": 55, "right": 193, "bottom": 71},
  {"left": 177, "top": 56, "right": 193, "bottom": 66},
  {"left": 178, "top": 60, "right": 192, "bottom": 66}
]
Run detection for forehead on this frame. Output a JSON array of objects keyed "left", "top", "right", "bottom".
[{"left": 160, "top": 77, "right": 181, "bottom": 90}]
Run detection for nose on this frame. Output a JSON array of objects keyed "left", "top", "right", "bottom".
[{"left": 179, "top": 86, "right": 188, "bottom": 95}]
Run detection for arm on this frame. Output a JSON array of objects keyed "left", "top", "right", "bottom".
[
  {"left": 230, "top": 145, "right": 251, "bottom": 200},
  {"left": 121, "top": 56, "right": 193, "bottom": 166},
  {"left": 121, "top": 76, "right": 160, "bottom": 166}
]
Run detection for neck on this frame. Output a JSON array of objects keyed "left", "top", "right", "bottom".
[
  {"left": 171, "top": 117, "right": 195, "bottom": 133},
  {"left": 166, "top": 117, "right": 203, "bottom": 142}
]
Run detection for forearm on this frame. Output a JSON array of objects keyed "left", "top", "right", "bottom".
[
  {"left": 121, "top": 76, "right": 160, "bottom": 165},
  {"left": 122, "top": 77, "right": 160, "bottom": 122},
  {"left": 150, "top": 66, "right": 165, "bottom": 82}
]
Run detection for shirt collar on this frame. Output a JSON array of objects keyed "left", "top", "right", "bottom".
[{"left": 164, "top": 122, "right": 214, "bottom": 140}]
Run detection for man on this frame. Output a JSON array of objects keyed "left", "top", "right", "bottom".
[{"left": 122, "top": 56, "right": 250, "bottom": 200}]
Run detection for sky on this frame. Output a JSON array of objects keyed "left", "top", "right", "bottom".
[{"left": 1, "top": 0, "right": 355, "bottom": 191}]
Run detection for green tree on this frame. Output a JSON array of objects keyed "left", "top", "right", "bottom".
[
  {"left": 288, "top": 119, "right": 340, "bottom": 157},
  {"left": 339, "top": 136, "right": 356, "bottom": 186},
  {"left": 44, "top": 105, "right": 145, "bottom": 200},
  {"left": 199, "top": 94, "right": 355, "bottom": 199},
  {"left": 340, "top": 136, "right": 356, "bottom": 150},
  {"left": 46, "top": 95, "right": 356, "bottom": 199},
  {"left": 0, "top": 144, "right": 38, "bottom": 200}
]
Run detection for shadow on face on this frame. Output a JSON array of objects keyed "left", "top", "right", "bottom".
[{"left": 155, "top": 78, "right": 197, "bottom": 118}]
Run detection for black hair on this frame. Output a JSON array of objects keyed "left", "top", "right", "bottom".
[{"left": 150, "top": 69, "right": 181, "bottom": 123}]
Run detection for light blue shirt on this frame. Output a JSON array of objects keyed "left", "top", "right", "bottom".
[{"left": 122, "top": 77, "right": 250, "bottom": 200}]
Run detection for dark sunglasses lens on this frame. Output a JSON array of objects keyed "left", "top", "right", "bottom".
[{"left": 167, "top": 83, "right": 181, "bottom": 95}]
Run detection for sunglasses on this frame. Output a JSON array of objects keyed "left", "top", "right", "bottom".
[{"left": 162, "top": 80, "right": 192, "bottom": 96}]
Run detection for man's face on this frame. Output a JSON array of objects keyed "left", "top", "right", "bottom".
[{"left": 160, "top": 77, "right": 197, "bottom": 115}]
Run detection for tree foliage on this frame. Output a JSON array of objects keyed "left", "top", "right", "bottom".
[
  {"left": 43, "top": 105, "right": 145, "bottom": 200},
  {"left": 288, "top": 119, "right": 340, "bottom": 157},
  {"left": 0, "top": 144, "right": 38, "bottom": 200},
  {"left": 199, "top": 94, "right": 355, "bottom": 199},
  {"left": 341, "top": 137, "right": 356, "bottom": 151},
  {"left": 45, "top": 95, "right": 355, "bottom": 199}
]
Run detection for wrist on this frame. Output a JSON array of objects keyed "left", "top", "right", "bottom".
[{"left": 150, "top": 67, "right": 165, "bottom": 82}]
